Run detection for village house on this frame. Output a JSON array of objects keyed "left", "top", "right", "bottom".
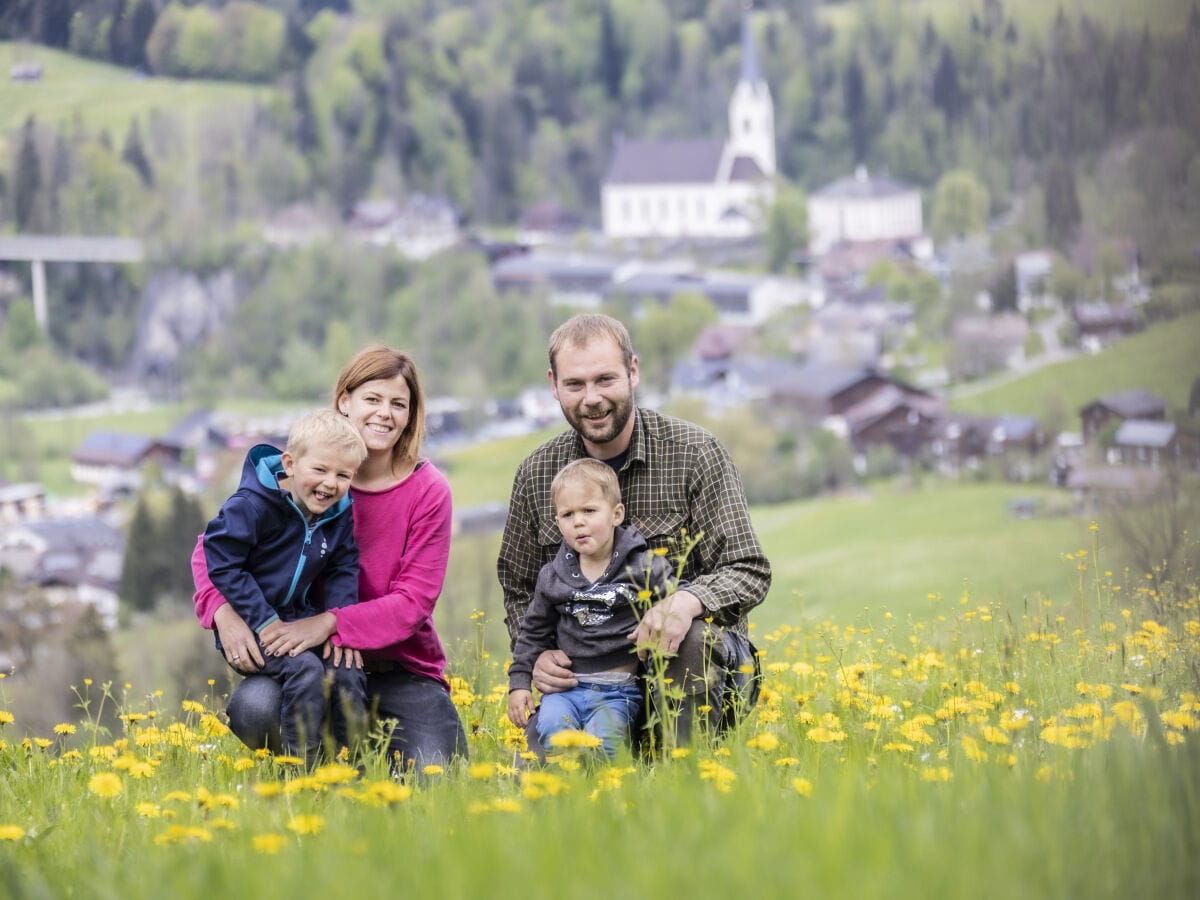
[
  {"left": 0, "top": 483, "right": 47, "bottom": 524},
  {"left": 1079, "top": 389, "right": 1166, "bottom": 442},
  {"left": 600, "top": 13, "right": 775, "bottom": 240},
  {"left": 346, "top": 194, "right": 461, "bottom": 259},
  {"left": 950, "top": 313, "right": 1029, "bottom": 379},
  {"left": 0, "top": 516, "right": 124, "bottom": 629},
  {"left": 70, "top": 431, "right": 184, "bottom": 492},
  {"left": 1073, "top": 301, "right": 1141, "bottom": 352},
  {"left": 1111, "top": 420, "right": 1200, "bottom": 471},
  {"left": 807, "top": 167, "right": 925, "bottom": 257},
  {"left": 930, "top": 414, "right": 1044, "bottom": 477}
]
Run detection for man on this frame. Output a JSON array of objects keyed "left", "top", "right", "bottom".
[{"left": 497, "top": 313, "right": 771, "bottom": 748}]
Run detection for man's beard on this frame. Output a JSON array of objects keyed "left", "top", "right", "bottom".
[{"left": 565, "top": 392, "right": 634, "bottom": 448}]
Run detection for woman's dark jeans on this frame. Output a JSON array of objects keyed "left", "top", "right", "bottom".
[{"left": 226, "top": 666, "right": 466, "bottom": 770}]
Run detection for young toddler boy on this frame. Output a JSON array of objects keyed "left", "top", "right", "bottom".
[
  {"left": 200, "top": 407, "right": 369, "bottom": 762},
  {"left": 507, "top": 458, "right": 680, "bottom": 758}
]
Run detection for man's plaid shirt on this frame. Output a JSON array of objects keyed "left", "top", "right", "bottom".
[{"left": 497, "top": 407, "right": 771, "bottom": 646}]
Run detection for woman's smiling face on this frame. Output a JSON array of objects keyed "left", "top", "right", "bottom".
[{"left": 338, "top": 375, "right": 411, "bottom": 456}]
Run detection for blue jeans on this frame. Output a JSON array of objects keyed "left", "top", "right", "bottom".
[
  {"left": 536, "top": 681, "right": 642, "bottom": 759},
  {"left": 250, "top": 648, "right": 367, "bottom": 763},
  {"left": 226, "top": 666, "right": 466, "bottom": 771}
]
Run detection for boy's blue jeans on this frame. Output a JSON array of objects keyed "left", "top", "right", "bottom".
[
  {"left": 536, "top": 681, "right": 643, "bottom": 759},
  {"left": 254, "top": 648, "right": 367, "bottom": 762},
  {"left": 226, "top": 665, "right": 465, "bottom": 770}
]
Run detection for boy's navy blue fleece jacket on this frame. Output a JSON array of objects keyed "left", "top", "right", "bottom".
[{"left": 201, "top": 443, "right": 359, "bottom": 636}]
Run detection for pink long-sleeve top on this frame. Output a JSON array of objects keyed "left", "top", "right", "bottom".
[{"left": 194, "top": 459, "right": 453, "bottom": 687}]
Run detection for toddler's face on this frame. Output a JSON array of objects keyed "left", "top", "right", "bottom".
[{"left": 554, "top": 480, "right": 624, "bottom": 560}]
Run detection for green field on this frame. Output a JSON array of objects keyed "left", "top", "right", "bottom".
[
  {"left": 0, "top": 41, "right": 269, "bottom": 150},
  {"left": 950, "top": 311, "right": 1200, "bottom": 423}
]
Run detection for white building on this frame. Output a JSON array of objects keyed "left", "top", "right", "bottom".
[
  {"left": 601, "top": 13, "right": 775, "bottom": 240},
  {"left": 808, "top": 167, "right": 924, "bottom": 255}
]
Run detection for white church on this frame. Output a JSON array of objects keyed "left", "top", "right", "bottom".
[{"left": 600, "top": 13, "right": 775, "bottom": 241}]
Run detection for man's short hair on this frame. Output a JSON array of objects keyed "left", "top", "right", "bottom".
[
  {"left": 548, "top": 314, "right": 634, "bottom": 378},
  {"left": 286, "top": 408, "right": 368, "bottom": 466},
  {"left": 551, "top": 458, "right": 623, "bottom": 508}
]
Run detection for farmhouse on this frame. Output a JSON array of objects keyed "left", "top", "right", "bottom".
[{"left": 1080, "top": 389, "right": 1166, "bottom": 442}]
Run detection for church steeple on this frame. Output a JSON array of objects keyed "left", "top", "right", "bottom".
[{"left": 727, "top": 7, "right": 775, "bottom": 178}]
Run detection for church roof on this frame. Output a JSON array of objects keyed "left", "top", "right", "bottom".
[
  {"left": 740, "top": 12, "right": 763, "bottom": 83},
  {"left": 605, "top": 138, "right": 724, "bottom": 185},
  {"left": 729, "top": 155, "right": 766, "bottom": 181}
]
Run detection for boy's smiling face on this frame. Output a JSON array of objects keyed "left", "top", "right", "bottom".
[{"left": 281, "top": 445, "right": 361, "bottom": 520}]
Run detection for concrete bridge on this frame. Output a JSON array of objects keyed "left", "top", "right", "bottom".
[{"left": 0, "top": 235, "right": 145, "bottom": 328}]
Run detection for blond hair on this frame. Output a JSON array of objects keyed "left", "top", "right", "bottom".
[
  {"left": 551, "top": 458, "right": 623, "bottom": 508},
  {"left": 547, "top": 314, "right": 635, "bottom": 378},
  {"left": 287, "top": 408, "right": 368, "bottom": 466}
]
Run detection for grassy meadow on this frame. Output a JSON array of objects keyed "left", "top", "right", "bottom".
[
  {"left": 2, "top": 532, "right": 1198, "bottom": 898},
  {"left": 0, "top": 41, "right": 269, "bottom": 154}
]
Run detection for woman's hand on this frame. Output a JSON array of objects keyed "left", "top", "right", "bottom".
[
  {"left": 261, "top": 612, "right": 338, "bottom": 659},
  {"left": 213, "top": 604, "right": 264, "bottom": 674}
]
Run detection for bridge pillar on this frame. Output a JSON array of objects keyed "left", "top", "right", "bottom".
[{"left": 31, "top": 257, "right": 47, "bottom": 329}]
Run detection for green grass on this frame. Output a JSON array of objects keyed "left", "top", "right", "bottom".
[
  {"left": 751, "top": 481, "right": 1085, "bottom": 628},
  {"left": 949, "top": 311, "right": 1200, "bottom": 423},
  {"left": 0, "top": 41, "right": 270, "bottom": 151},
  {"left": 2, "top": 570, "right": 1198, "bottom": 899}
]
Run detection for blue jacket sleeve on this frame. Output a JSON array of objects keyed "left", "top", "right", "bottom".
[{"left": 202, "top": 494, "right": 279, "bottom": 634}]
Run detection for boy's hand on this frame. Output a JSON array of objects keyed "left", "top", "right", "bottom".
[
  {"left": 507, "top": 689, "right": 534, "bottom": 728},
  {"left": 262, "top": 612, "right": 337, "bottom": 658}
]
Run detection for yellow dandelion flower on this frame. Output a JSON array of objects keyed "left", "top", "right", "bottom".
[
  {"left": 273, "top": 755, "right": 304, "bottom": 767},
  {"left": 0, "top": 825, "right": 26, "bottom": 841},
  {"left": 467, "top": 762, "right": 497, "bottom": 780},
  {"left": 136, "top": 803, "right": 161, "bottom": 818},
  {"left": 32, "top": 738, "right": 53, "bottom": 749},
  {"left": 960, "top": 735, "right": 988, "bottom": 763},
  {"left": 547, "top": 729, "right": 603, "bottom": 750},
  {"left": 669, "top": 747, "right": 691, "bottom": 759},
  {"left": 253, "top": 782, "right": 283, "bottom": 799},
  {"left": 421, "top": 764, "right": 445, "bottom": 777},
  {"left": 792, "top": 777, "right": 813, "bottom": 797},
  {"left": 287, "top": 815, "right": 325, "bottom": 836},
  {"left": 232, "top": 757, "right": 256, "bottom": 772},
  {"left": 0, "top": 711, "right": 13, "bottom": 725},
  {"left": 356, "top": 780, "right": 412, "bottom": 806},
  {"left": 162, "top": 790, "right": 191, "bottom": 803},
  {"left": 490, "top": 798, "right": 524, "bottom": 813},
  {"left": 88, "top": 772, "right": 123, "bottom": 798},
  {"left": 774, "top": 757, "right": 799, "bottom": 767},
  {"left": 253, "top": 833, "right": 287, "bottom": 855},
  {"left": 920, "top": 766, "right": 953, "bottom": 782},
  {"left": 314, "top": 763, "right": 359, "bottom": 785},
  {"left": 745, "top": 732, "right": 780, "bottom": 751},
  {"left": 181, "top": 700, "right": 205, "bottom": 714},
  {"left": 154, "top": 825, "right": 212, "bottom": 846},
  {"left": 981, "top": 725, "right": 1010, "bottom": 745},
  {"left": 53, "top": 723, "right": 76, "bottom": 736}
]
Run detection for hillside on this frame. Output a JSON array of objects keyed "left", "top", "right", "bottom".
[
  {"left": 949, "top": 311, "right": 1200, "bottom": 423},
  {"left": 0, "top": 40, "right": 269, "bottom": 153}
]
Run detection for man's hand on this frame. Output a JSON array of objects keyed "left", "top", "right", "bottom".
[
  {"left": 628, "top": 590, "right": 704, "bottom": 661},
  {"left": 507, "top": 689, "right": 535, "bottom": 728},
  {"left": 261, "top": 613, "right": 337, "bottom": 658},
  {"left": 531, "top": 649, "right": 576, "bottom": 694},
  {"left": 214, "top": 603, "right": 264, "bottom": 673}
]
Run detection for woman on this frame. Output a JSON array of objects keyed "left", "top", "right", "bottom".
[{"left": 193, "top": 346, "right": 466, "bottom": 769}]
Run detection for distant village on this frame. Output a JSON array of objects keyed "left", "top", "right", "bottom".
[{"left": 2, "top": 19, "right": 1196, "bottom": 643}]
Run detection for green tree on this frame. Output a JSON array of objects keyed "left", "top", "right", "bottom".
[
  {"left": 1044, "top": 157, "right": 1081, "bottom": 250},
  {"left": 765, "top": 183, "right": 808, "bottom": 272},
  {"left": 13, "top": 116, "right": 43, "bottom": 232},
  {"left": 930, "top": 169, "right": 990, "bottom": 242},
  {"left": 633, "top": 292, "right": 719, "bottom": 394},
  {"left": 119, "top": 495, "right": 159, "bottom": 613}
]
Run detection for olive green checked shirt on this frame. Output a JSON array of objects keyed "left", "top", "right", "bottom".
[{"left": 497, "top": 407, "right": 771, "bottom": 647}]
